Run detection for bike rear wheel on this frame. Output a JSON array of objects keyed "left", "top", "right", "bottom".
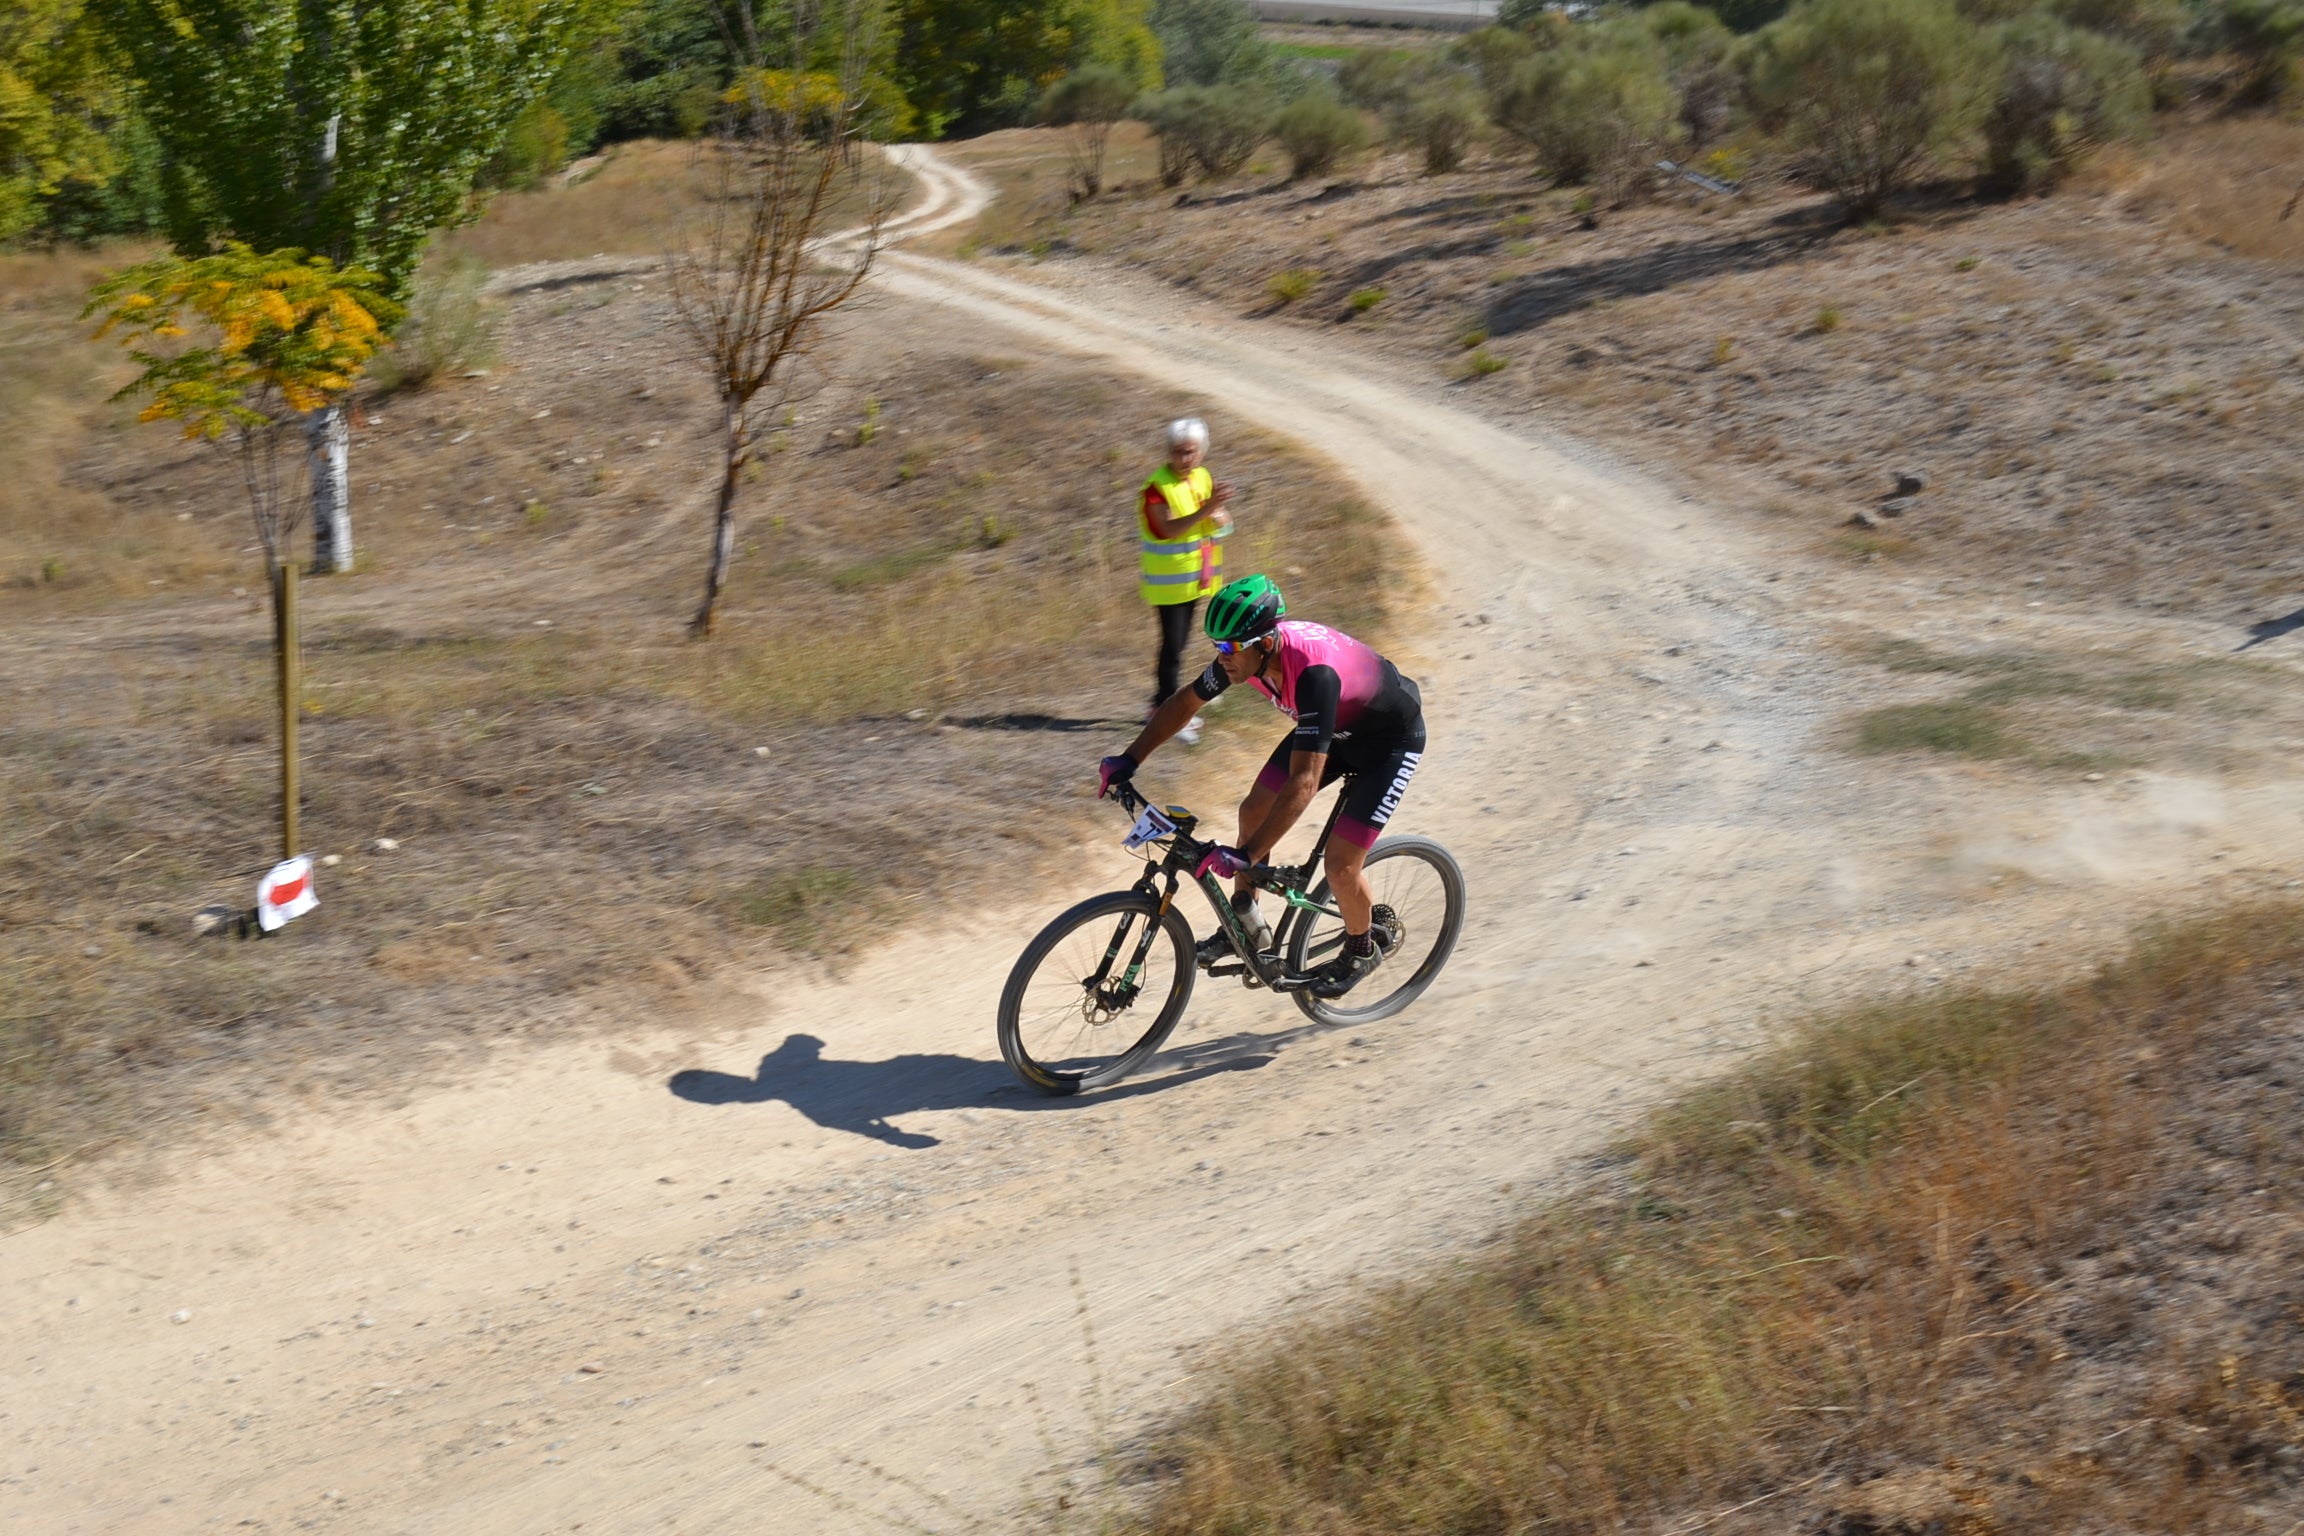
[
  {"left": 998, "top": 890, "right": 1196, "bottom": 1094},
  {"left": 1286, "top": 835, "right": 1466, "bottom": 1026}
]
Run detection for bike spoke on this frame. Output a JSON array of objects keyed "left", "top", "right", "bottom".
[{"left": 1013, "top": 909, "right": 1182, "bottom": 1075}]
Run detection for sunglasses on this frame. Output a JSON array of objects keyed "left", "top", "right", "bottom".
[{"left": 1214, "top": 639, "right": 1245, "bottom": 655}]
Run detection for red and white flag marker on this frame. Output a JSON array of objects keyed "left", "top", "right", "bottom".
[{"left": 256, "top": 856, "right": 318, "bottom": 933}]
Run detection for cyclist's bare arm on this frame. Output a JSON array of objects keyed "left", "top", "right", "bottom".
[
  {"left": 1241, "top": 749, "right": 1324, "bottom": 862},
  {"left": 1126, "top": 687, "right": 1205, "bottom": 762}
]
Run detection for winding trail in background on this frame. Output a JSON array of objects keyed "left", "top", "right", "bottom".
[{"left": 7, "top": 146, "right": 2304, "bottom": 1535}]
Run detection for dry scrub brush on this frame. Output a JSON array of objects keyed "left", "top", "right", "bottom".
[{"left": 1126, "top": 906, "right": 2304, "bottom": 1535}]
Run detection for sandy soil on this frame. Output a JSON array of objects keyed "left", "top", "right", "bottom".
[{"left": 6, "top": 147, "right": 2304, "bottom": 1535}]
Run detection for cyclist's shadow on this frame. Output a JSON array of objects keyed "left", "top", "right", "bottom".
[{"left": 667, "top": 1031, "right": 1285, "bottom": 1149}]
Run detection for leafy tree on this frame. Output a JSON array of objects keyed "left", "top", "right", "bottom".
[
  {"left": 87, "top": 243, "right": 398, "bottom": 862},
  {"left": 1148, "top": 0, "right": 1270, "bottom": 85},
  {"left": 1135, "top": 82, "right": 1270, "bottom": 181},
  {"left": 2222, "top": 0, "right": 2304, "bottom": 102},
  {"left": 1746, "top": 0, "right": 1994, "bottom": 218},
  {"left": 1398, "top": 74, "right": 1487, "bottom": 173},
  {"left": 94, "top": 0, "right": 598, "bottom": 572},
  {"left": 1982, "top": 12, "right": 2148, "bottom": 192},
  {"left": 893, "top": 0, "right": 1158, "bottom": 137},
  {"left": 86, "top": 244, "right": 398, "bottom": 574},
  {"left": 1494, "top": 23, "right": 1681, "bottom": 197},
  {"left": 0, "top": 0, "right": 120, "bottom": 240},
  {"left": 1273, "top": 89, "right": 1369, "bottom": 179},
  {"left": 1043, "top": 63, "right": 1137, "bottom": 198}
]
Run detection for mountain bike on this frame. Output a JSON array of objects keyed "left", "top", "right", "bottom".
[{"left": 995, "top": 779, "right": 1466, "bottom": 1095}]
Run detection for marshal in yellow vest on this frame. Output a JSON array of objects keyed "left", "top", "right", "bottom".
[{"left": 1138, "top": 464, "right": 1224, "bottom": 606}]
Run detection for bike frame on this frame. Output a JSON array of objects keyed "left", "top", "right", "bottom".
[{"left": 1109, "top": 782, "right": 1347, "bottom": 994}]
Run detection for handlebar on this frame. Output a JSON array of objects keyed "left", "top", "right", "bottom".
[{"left": 1103, "top": 777, "right": 1293, "bottom": 894}]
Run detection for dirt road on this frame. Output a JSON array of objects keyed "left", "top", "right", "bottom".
[{"left": 8, "top": 148, "right": 2304, "bottom": 1535}]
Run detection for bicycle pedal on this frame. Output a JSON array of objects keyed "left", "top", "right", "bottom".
[{"left": 1205, "top": 959, "right": 1247, "bottom": 978}]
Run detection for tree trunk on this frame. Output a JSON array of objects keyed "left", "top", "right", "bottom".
[
  {"left": 306, "top": 403, "right": 353, "bottom": 574},
  {"left": 689, "top": 408, "right": 748, "bottom": 638}
]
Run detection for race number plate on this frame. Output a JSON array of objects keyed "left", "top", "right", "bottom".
[{"left": 1122, "top": 805, "right": 1177, "bottom": 852}]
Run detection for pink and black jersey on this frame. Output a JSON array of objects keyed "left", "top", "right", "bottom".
[{"left": 1192, "top": 620, "right": 1422, "bottom": 755}]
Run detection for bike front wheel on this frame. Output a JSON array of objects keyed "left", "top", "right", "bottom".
[
  {"left": 998, "top": 890, "right": 1197, "bottom": 1095},
  {"left": 1286, "top": 835, "right": 1466, "bottom": 1027}
]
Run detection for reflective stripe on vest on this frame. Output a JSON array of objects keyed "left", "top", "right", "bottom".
[{"left": 1138, "top": 465, "right": 1221, "bottom": 607}]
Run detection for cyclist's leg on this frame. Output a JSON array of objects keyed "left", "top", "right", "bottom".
[{"left": 1325, "top": 722, "right": 1427, "bottom": 933}]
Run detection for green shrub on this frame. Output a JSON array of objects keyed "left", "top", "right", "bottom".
[
  {"left": 1396, "top": 76, "right": 1487, "bottom": 172},
  {"left": 1267, "top": 266, "right": 1321, "bottom": 303},
  {"left": 2222, "top": 0, "right": 2304, "bottom": 102},
  {"left": 481, "top": 101, "right": 571, "bottom": 191},
  {"left": 1982, "top": 13, "right": 2150, "bottom": 193},
  {"left": 1042, "top": 64, "right": 1139, "bottom": 198},
  {"left": 1449, "top": 25, "right": 1541, "bottom": 94},
  {"left": 1150, "top": 0, "right": 1277, "bottom": 87},
  {"left": 1349, "top": 286, "right": 1387, "bottom": 312},
  {"left": 1337, "top": 47, "right": 1425, "bottom": 113},
  {"left": 1272, "top": 90, "right": 1370, "bottom": 179},
  {"left": 370, "top": 257, "right": 500, "bottom": 392},
  {"left": 1466, "top": 348, "right": 1508, "bottom": 375},
  {"left": 1135, "top": 83, "right": 1273, "bottom": 182},
  {"left": 1494, "top": 30, "right": 1680, "bottom": 196},
  {"left": 1746, "top": 0, "right": 1996, "bottom": 219}
]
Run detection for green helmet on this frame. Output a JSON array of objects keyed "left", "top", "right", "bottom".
[{"left": 1204, "top": 574, "right": 1286, "bottom": 645}]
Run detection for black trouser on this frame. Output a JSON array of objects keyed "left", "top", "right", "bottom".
[{"left": 1153, "top": 599, "right": 1198, "bottom": 709}]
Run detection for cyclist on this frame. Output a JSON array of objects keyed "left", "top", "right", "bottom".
[{"left": 1098, "top": 574, "right": 1425, "bottom": 999}]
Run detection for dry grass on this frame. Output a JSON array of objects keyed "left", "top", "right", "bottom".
[
  {"left": 0, "top": 163, "right": 1407, "bottom": 1180},
  {"left": 1122, "top": 904, "right": 2304, "bottom": 1535},
  {"left": 434, "top": 141, "right": 720, "bottom": 268},
  {"left": 2098, "top": 117, "right": 2304, "bottom": 262}
]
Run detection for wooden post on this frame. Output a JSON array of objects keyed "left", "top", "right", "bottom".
[{"left": 276, "top": 562, "right": 301, "bottom": 860}]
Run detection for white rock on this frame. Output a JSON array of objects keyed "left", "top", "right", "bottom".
[
  {"left": 321, "top": 854, "right": 342, "bottom": 867},
  {"left": 170, "top": 1309, "right": 191, "bottom": 1324},
  {"left": 753, "top": 746, "right": 771, "bottom": 759},
  {"left": 374, "top": 838, "right": 401, "bottom": 853}
]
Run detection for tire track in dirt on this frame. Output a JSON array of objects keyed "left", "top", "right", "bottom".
[{"left": 7, "top": 147, "right": 2304, "bottom": 1535}]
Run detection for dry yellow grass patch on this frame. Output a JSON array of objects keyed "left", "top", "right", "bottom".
[{"left": 1122, "top": 906, "right": 2304, "bottom": 1535}]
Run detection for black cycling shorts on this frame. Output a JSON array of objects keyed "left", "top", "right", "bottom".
[{"left": 1252, "top": 714, "right": 1426, "bottom": 851}]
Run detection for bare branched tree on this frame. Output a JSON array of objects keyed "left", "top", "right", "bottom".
[{"left": 668, "top": 0, "right": 902, "bottom": 638}]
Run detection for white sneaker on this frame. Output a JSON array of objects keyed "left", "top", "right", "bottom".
[{"left": 1176, "top": 718, "right": 1203, "bottom": 746}]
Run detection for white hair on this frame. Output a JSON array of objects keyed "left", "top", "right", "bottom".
[{"left": 1166, "top": 417, "right": 1210, "bottom": 451}]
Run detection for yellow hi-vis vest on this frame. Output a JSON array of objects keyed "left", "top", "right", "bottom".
[{"left": 1139, "top": 464, "right": 1222, "bottom": 607}]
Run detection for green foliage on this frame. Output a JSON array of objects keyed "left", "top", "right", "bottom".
[
  {"left": 893, "top": 0, "right": 1159, "bottom": 137},
  {"left": 1272, "top": 90, "right": 1369, "bottom": 179},
  {"left": 1337, "top": 47, "right": 1427, "bottom": 114},
  {"left": 1746, "top": 0, "right": 1995, "bottom": 218},
  {"left": 368, "top": 255, "right": 498, "bottom": 392},
  {"left": 86, "top": 243, "right": 400, "bottom": 435},
  {"left": 485, "top": 101, "right": 576, "bottom": 191},
  {"left": 0, "top": 0, "right": 122, "bottom": 241},
  {"left": 1043, "top": 61, "right": 1140, "bottom": 125},
  {"left": 2222, "top": 0, "right": 2304, "bottom": 101},
  {"left": 1348, "top": 285, "right": 1386, "bottom": 311},
  {"left": 93, "top": 0, "right": 601, "bottom": 293},
  {"left": 1267, "top": 266, "right": 1320, "bottom": 303},
  {"left": 1493, "top": 20, "right": 1681, "bottom": 193},
  {"left": 1045, "top": 62, "right": 1139, "bottom": 197},
  {"left": 1982, "top": 12, "right": 2149, "bottom": 192},
  {"left": 1400, "top": 76, "right": 1487, "bottom": 172},
  {"left": 1135, "top": 82, "right": 1272, "bottom": 181},
  {"left": 25, "top": 108, "right": 168, "bottom": 244},
  {"left": 1149, "top": 0, "right": 1272, "bottom": 86}
]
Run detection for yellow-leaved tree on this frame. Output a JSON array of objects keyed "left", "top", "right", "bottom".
[{"left": 87, "top": 244, "right": 400, "bottom": 863}]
